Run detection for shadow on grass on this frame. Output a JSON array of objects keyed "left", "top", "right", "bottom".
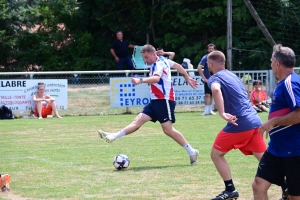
[{"left": 117, "top": 164, "right": 190, "bottom": 172}]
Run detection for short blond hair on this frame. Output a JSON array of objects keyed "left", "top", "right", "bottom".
[
  {"left": 207, "top": 50, "right": 226, "bottom": 65},
  {"left": 141, "top": 44, "right": 156, "bottom": 53}
]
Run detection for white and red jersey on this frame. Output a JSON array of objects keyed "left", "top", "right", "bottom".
[{"left": 146, "top": 56, "right": 175, "bottom": 100}]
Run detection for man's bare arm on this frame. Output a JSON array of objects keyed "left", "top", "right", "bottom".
[
  {"left": 164, "top": 52, "right": 175, "bottom": 60},
  {"left": 110, "top": 49, "right": 119, "bottom": 62},
  {"left": 128, "top": 44, "right": 137, "bottom": 48},
  {"left": 197, "top": 65, "right": 207, "bottom": 82},
  {"left": 211, "top": 82, "right": 238, "bottom": 125},
  {"left": 172, "top": 63, "right": 197, "bottom": 89}
]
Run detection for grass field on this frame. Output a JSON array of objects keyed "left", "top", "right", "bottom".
[{"left": 0, "top": 112, "right": 283, "bottom": 200}]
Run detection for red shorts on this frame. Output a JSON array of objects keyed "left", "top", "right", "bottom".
[
  {"left": 213, "top": 128, "right": 266, "bottom": 155},
  {"left": 34, "top": 104, "right": 52, "bottom": 118}
]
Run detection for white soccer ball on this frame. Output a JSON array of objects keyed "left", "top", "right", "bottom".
[{"left": 113, "top": 154, "right": 130, "bottom": 170}]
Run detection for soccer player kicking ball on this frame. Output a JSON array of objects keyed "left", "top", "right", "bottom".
[
  {"left": 207, "top": 50, "right": 266, "bottom": 200},
  {"left": 98, "top": 44, "right": 199, "bottom": 165}
]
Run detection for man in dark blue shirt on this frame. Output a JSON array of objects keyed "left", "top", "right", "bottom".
[
  {"left": 110, "top": 31, "right": 136, "bottom": 70},
  {"left": 197, "top": 43, "right": 215, "bottom": 115},
  {"left": 253, "top": 44, "right": 300, "bottom": 200}
]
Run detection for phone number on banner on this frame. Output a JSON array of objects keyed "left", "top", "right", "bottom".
[{"left": 175, "top": 96, "right": 204, "bottom": 105}]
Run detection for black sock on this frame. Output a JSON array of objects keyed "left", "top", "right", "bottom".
[{"left": 224, "top": 179, "right": 235, "bottom": 192}]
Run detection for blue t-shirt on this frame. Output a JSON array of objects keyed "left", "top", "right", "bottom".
[
  {"left": 208, "top": 69, "right": 261, "bottom": 132},
  {"left": 199, "top": 55, "right": 210, "bottom": 79},
  {"left": 268, "top": 72, "right": 300, "bottom": 157}
]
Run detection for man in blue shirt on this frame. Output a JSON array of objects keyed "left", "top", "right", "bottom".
[
  {"left": 110, "top": 31, "right": 136, "bottom": 70},
  {"left": 253, "top": 44, "right": 300, "bottom": 200},
  {"left": 197, "top": 43, "right": 215, "bottom": 115}
]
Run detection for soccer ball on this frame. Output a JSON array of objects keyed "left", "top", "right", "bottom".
[{"left": 113, "top": 154, "right": 130, "bottom": 170}]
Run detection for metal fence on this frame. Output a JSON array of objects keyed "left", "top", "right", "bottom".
[{"left": 0, "top": 68, "right": 294, "bottom": 117}]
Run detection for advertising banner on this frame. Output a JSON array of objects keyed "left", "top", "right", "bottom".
[
  {"left": 0, "top": 79, "right": 68, "bottom": 111},
  {"left": 110, "top": 76, "right": 205, "bottom": 107}
]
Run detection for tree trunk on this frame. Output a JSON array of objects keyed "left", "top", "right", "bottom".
[
  {"left": 243, "top": 0, "right": 276, "bottom": 47},
  {"left": 146, "top": 34, "right": 149, "bottom": 44},
  {"left": 227, "top": 0, "right": 232, "bottom": 71}
]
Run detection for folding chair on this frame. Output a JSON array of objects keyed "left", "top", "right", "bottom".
[{"left": 131, "top": 46, "right": 148, "bottom": 69}]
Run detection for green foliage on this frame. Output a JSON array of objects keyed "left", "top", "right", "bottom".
[
  {"left": 1, "top": 0, "right": 300, "bottom": 71},
  {"left": 233, "top": 0, "right": 300, "bottom": 70}
]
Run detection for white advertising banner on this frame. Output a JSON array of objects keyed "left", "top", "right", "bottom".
[
  {"left": 110, "top": 76, "right": 205, "bottom": 107},
  {"left": 0, "top": 79, "right": 68, "bottom": 111}
]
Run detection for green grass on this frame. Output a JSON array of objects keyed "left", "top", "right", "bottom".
[{"left": 0, "top": 112, "right": 282, "bottom": 200}]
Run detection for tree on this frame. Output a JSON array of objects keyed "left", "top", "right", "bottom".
[
  {"left": 0, "top": 0, "right": 39, "bottom": 71},
  {"left": 2, "top": 0, "right": 299, "bottom": 72}
]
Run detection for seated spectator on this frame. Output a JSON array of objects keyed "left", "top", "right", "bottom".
[
  {"left": 250, "top": 80, "right": 269, "bottom": 112},
  {"left": 32, "top": 82, "right": 62, "bottom": 119},
  {"left": 156, "top": 47, "right": 175, "bottom": 60}
]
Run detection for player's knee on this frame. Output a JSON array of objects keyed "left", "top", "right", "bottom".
[
  {"left": 162, "top": 128, "right": 173, "bottom": 136},
  {"left": 210, "top": 150, "right": 217, "bottom": 160},
  {"left": 252, "top": 178, "right": 263, "bottom": 193},
  {"left": 163, "top": 127, "right": 177, "bottom": 138},
  {"left": 211, "top": 148, "right": 226, "bottom": 160},
  {"left": 252, "top": 182, "right": 260, "bottom": 194}
]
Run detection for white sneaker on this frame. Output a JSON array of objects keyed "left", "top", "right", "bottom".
[
  {"left": 190, "top": 149, "right": 199, "bottom": 165},
  {"left": 98, "top": 130, "right": 115, "bottom": 143},
  {"left": 201, "top": 112, "right": 208, "bottom": 116},
  {"left": 209, "top": 111, "right": 216, "bottom": 115}
]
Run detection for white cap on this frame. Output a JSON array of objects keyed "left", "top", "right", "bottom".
[{"left": 183, "top": 58, "right": 191, "bottom": 64}]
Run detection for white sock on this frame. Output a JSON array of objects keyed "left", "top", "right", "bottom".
[
  {"left": 111, "top": 130, "right": 126, "bottom": 139},
  {"left": 205, "top": 105, "right": 209, "bottom": 113},
  {"left": 208, "top": 105, "right": 212, "bottom": 112},
  {"left": 183, "top": 143, "right": 195, "bottom": 156}
]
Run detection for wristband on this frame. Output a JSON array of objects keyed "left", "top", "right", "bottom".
[{"left": 140, "top": 78, "right": 143, "bottom": 84}]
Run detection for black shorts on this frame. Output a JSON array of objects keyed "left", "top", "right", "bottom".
[
  {"left": 255, "top": 151, "right": 300, "bottom": 196},
  {"left": 142, "top": 99, "right": 176, "bottom": 124},
  {"left": 204, "top": 82, "right": 212, "bottom": 95}
]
